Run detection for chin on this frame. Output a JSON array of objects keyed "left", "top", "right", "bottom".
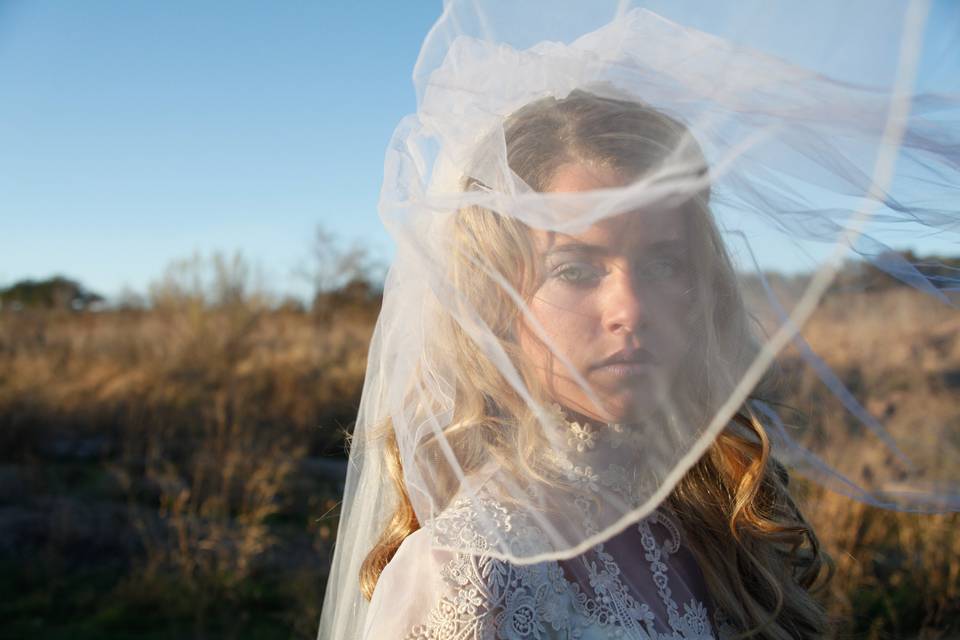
[
  {"left": 607, "top": 391, "right": 660, "bottom": 423},
  {"left": 556, "top": 386, "right": 659, "bottom": 424}
]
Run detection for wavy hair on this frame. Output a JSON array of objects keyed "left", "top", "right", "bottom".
[{"left": 360, "top": 90, "right": 830, "bottom": 638}]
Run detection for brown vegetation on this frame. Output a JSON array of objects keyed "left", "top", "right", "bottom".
[
  {"left": 777, "top": 287, "right": 960, "bottom": 636},
  {"left": 0, "top": 251, "right": 376, "bottom": 639},
  {"left": 0, "top": 256, "right": 957, "bottom": 638}
]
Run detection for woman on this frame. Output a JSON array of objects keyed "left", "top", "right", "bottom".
[
  {"left": 319, "top": 4, "right": 960, "bottom": 639},
  {"left": 361, "top": 90, "right": 829, "bottom": 639}
]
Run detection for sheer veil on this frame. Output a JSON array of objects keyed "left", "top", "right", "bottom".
[{"left": 319, "top": 2, "right": 959, "bottom": 638}]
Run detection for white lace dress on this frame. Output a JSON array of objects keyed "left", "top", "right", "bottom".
[
  {"left": 365, "top": 498, "right": 733, "bottom": 639},
  {"left": 363, "top": 408, "right": 736, "bottom": 640}
]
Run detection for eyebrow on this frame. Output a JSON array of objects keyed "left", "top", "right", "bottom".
[
  {"left": 545, "top": 242, "right": 607, "bottom": 258},
  {"left": 545, "top": 238, "right": 686, "bottom": 257}
]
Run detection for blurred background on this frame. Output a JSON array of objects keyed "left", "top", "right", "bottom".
[{"left": 1, "top": 1, "right": 958, "bottom": 638}]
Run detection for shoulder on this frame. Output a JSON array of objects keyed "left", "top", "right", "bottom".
[
  {"left": 363, "top": 529, "right": 456, "bottom": 639},
  {"left": 365, "top": 524, "right": 510, "bottom": 640},
  {"left": 372, "top": 527, "right": 455, "bottom": 598},
  {"left": 430, "top": 493, "right": 512, "bottom": 552},
  {"left": 430, "top": 487, "right": 552, "bottom": 557},
  {"left": 364, "top": 493, "right": 550, "bottom": 640}
]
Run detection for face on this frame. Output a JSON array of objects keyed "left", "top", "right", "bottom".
[{"left": 517, "top": 163, "right": 695, "bottom": 424}]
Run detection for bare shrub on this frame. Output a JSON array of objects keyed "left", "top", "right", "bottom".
[
  {"left": 294, "top": 225, "right": 383, "bottom": 322},
  {"left": 149, "top": 250, "right": 274, "bottom": 312}
]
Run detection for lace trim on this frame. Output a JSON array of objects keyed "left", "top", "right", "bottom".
[
  {"left": 408, "top": 496, "right": 726, "bottom": 640},
  {"left": 540, "top": 404, "right": 659, "bottom": 510},
  {"left": 549, "top": 403, "right": 648, "bottom": 455}
]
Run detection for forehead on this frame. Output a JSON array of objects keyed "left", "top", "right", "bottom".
[
  {"left": 548, "top": 162, "right": 624, "bottom": 192},
  {"left": 533, "top": 162, "right": 687, "bottom": 251}
]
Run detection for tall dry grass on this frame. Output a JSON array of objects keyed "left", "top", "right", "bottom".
[
  {"left": 0, "top": 258, "right": 956, "bottom": 638},
  {"left": 769, "top": 286, "right": 960, "bottom": 637},
  {"left": 0, "top": 252, "right": 376, "bottom": 638}
]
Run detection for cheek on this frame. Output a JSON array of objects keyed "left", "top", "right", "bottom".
[
  {"left": 522, "top": 295, "right": 596, "bottom": 367},
  {"left": 649, "top": 290, "right": 698, "bottom": 370},
  {"left": 518, "top": 298, "right": 597, "bottom": 378}
]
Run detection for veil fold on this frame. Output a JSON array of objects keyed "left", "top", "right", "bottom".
[{"left": 320, "top": 2, "right": 959, "bottom": 638}]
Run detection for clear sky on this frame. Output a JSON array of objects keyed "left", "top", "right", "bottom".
[{"left": 1, "top": 1, "right": 957, "bottom": 302}]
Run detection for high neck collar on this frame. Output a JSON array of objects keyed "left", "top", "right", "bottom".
[{"left": 542, "top": 403, "right": 655, "bottom": 507}]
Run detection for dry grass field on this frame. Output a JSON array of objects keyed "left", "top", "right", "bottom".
[
  {"left": 775, "top": 286, "right": 960, "bottom": 637},
  {"left": 0, "top": 264, "right": 957, "bottom": 639}
]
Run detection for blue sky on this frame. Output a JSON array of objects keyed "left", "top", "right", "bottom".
[
  {"left": 0, "top": 1, "right": 440, "bottom": 301},
  {"left": 1, "top": 1, "right": 957, "bottom": 302}
]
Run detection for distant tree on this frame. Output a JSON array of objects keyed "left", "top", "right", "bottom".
[
  {"left": 311, "top": 277, "right": 382, "bottom": 322},
  {"left": 295, "top": 225, "right": 384, "bottom": 317},
  {"left": 829, "top": 249, "right": 960, "bottom": 294},
  {"left": 914, "top": 253, "right": 960, "bottom": 291},
  {"left": 276, "top": 295, "right": 307, "bottom": 314},
  {"left": 113, "top": 286, "right": 147, "bottom": 311},
  {"left": 0, "top": 276, "right": 104, "bottom": 311}
]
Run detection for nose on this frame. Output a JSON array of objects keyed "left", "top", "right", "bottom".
[{"left": 600, "top": 264, "right": 646, "bottom": 335}]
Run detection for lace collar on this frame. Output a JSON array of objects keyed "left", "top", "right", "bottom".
[
  {"left": 540, "top": 403, "right": 657, "bottom": 508},
  {"left": 548, "top": 402, "right": 650, "bottom": 452}
]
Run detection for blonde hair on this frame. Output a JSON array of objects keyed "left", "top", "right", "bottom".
[{"left": 360, "top": 90, "right": 830, "bottom": 637}]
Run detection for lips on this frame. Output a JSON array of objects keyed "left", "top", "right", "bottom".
[{"left": 591, "top": 347, "right": 659, "bottom": 370}]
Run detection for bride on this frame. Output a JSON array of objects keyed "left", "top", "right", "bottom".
[
  {"left": 319, "top": 3, "right": 960, "bottom": 639},
  {"left": 360, "top": 90, "right": 829, "bottom": 638}
]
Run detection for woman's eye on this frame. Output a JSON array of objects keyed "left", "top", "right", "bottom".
[
  {"left": 637, "top": 257, "right": 683, "bottom": 280},
  {"left": 554, "top": 263, "right": 603, "bottom": 285}
]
